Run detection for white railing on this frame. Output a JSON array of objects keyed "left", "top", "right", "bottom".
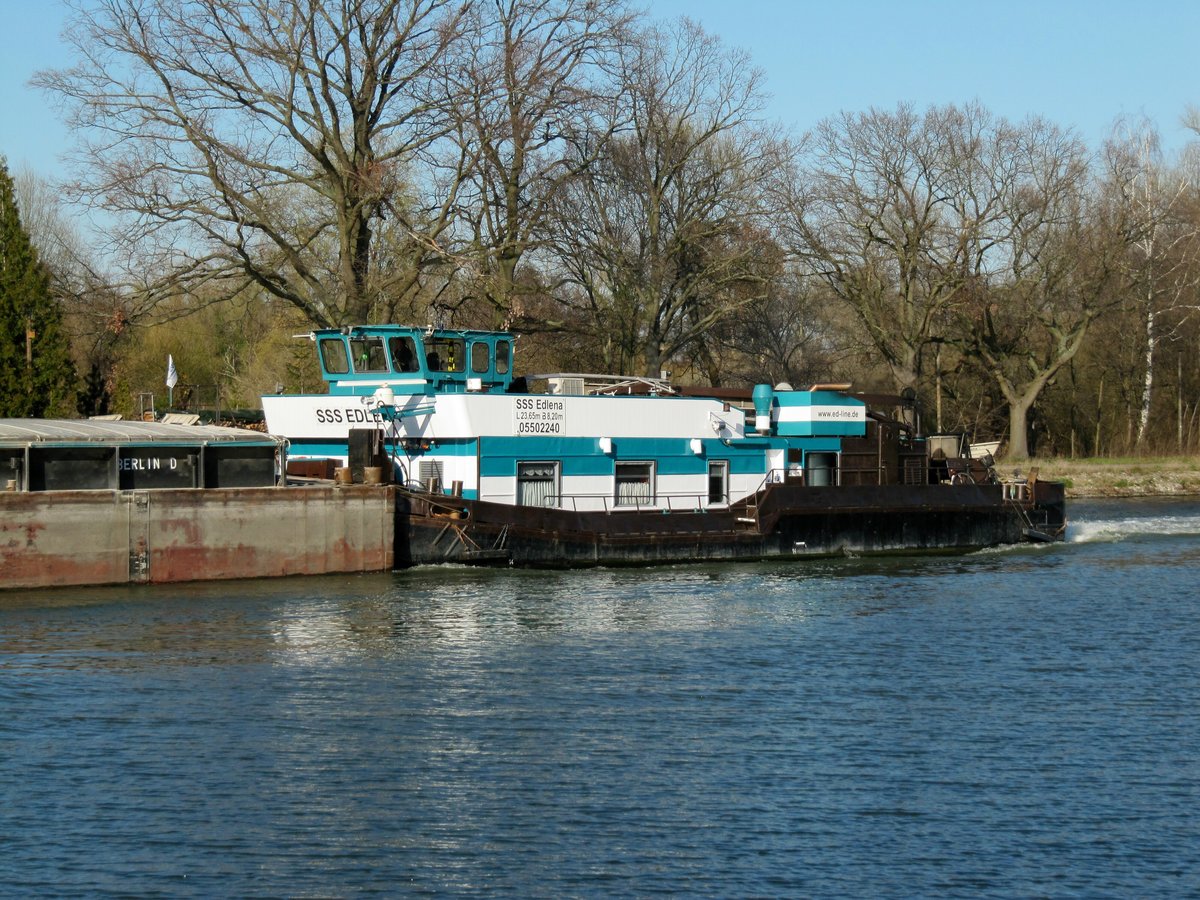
[{"left": 539, "top": 491, "right": 729, "bottom": 513}]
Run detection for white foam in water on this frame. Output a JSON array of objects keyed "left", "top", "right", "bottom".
[{"left": 1068, "top": 512, "right": 1200, "bottom": 543}]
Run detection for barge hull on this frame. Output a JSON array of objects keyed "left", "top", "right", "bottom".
[
  {"left": 398, "top": 481, "right": 1066, "bottom": 568},
  {"left": 1, "top": 486, "right": 394, "bottom": 590}
]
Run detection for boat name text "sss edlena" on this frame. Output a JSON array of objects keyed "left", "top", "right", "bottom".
[{"left": 514, "top": 397, "right": 566, "bottom": 434}]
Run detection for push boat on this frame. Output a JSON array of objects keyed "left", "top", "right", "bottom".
[{"left": 262, "top": 325, "right": 1066, "bottom": 567}]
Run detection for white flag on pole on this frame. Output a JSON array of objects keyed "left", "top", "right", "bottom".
[{"left": 166, "top": 355, "right": 179, "bottom": 389}]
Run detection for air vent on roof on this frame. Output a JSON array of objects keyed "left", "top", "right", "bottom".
[{"left": 549, "top": 377, "right": 585, "bottom": 396}]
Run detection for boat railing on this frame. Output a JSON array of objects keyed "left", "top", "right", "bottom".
[
  {"left": 1002, "top": 482, "right": 1030, "bottom": 501},
  {"left": 523, "top": 372, "right": 677, "bottom": 397},
  {"left": 747, "top": 468, "right": 795, "bottom": 497},
  {"left": 531, "top": 492, "right": 726, "bottom": 513},
  {"left": 1001, "top": 467, "right": 1037, "bottom": 502}
]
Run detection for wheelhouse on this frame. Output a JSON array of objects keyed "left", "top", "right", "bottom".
[{"left": 315, "top": 326, "right": 515, "bottom": 396}]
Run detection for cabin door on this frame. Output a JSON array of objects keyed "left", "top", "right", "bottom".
[{"left": 805, "top": 452, "right": 839, "bottom": 487}]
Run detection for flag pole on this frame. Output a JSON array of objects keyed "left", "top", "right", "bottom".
[{"left": 166, "top": 354, "right": 179, "bottom": 411}]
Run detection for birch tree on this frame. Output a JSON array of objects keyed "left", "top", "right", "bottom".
[{"left": 1106, "top": 122, "right": 1200, "bottom": 448}]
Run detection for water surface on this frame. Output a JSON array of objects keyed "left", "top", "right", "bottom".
[{"left": 3, "top": 498, "right": 1199, "bottom": 896}]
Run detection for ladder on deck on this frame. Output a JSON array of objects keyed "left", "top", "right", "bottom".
[{"left": 735, "top": 488, "right": 764, "bottom": 531}]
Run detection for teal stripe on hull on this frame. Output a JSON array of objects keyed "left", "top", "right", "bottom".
[
  {"left": 287, "top": 440, "right": 349, "bottom": 458},
  {"left": 289, "top": 438, "right": 479, "bottom": 457},
  {"left": 479, "top": 436, "right": 790, "bottom": 478}
]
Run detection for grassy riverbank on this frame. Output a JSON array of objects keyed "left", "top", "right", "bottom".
[{"left": 1011, "top": 456, "right": 1200, "bottom": 498}]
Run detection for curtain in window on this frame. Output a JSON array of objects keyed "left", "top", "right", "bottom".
[
  {"left": 517, "top": 463, "right": 557, "bottom": 507},
  {"left": 615, "top": 463, "right": 652, "bottom": 506},
  {"left": 616, "top": 480, "right": 650, "bottom": 504}
]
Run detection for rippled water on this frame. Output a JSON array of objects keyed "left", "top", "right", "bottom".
[{"left": 3, "top": 498, "right": 1200, "bottom": 897}]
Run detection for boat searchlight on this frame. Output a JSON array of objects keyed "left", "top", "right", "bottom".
[{"left": 373, "top": 385, "right": 396, "bottom": 409}]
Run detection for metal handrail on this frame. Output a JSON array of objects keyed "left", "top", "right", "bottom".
[{"left": 529, "top": 491, "right": 732, "bottom": 513}]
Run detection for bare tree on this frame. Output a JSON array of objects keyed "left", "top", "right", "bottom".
[
  {"left": 786, "top": 104, "right": 981, "bottom": 395},
  {"left": 37, "top": 0, "right": 470, "bottom": 328},
  {"left": 443, "top": 0, "right": 631, "bottom": 326},
  {"left": 543, "top": 18, "right": 785, "bottom": 377},
  {"left": 702, "top": 272, "right": 845, "bottom": 389},
  {"left": 786, "top": 103, "right": 1125, "bottom": 457},
  {"left": 11, "top": 167, "right": 96, "bottom": 294},
  {"left": 960, "top": 118, "right": 1117, "bottom": 459}
]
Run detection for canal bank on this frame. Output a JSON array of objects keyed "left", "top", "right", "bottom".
[{"left": 1023, "top": 457, "right": 1200, "bottom": 498}]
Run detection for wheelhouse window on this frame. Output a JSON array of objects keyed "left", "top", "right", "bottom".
[
  {"left": 319, "top": 338, "right": 349, "bottom": 375},
  {"left": 496, "top": 340, "right": 511, "bottom": 375},
  {"left": 350, "top": 336, "right": 388, "bottom": 373},
  {"left": 707, "top": 460, "right": 729, "bottom": 505},
  {"left": 471, "top": 341, "right": 490, "bottom": 374},
  {"left": 389, "top": 336, "right": 419, "bottom": 373},
  {"left": 517, "top": 461, "right": 558, "bottom": 507},
  {"left": 423, "top": 336, "right": 465, "bottom": 372},
  {"left": 615, "top": 461, "right": 654, "bottom": 507}
]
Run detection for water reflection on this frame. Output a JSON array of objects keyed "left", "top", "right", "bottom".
[{"left": 2, "top": 497, "right": 1196, "bottom": 675}]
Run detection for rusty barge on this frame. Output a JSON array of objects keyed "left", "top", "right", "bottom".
[{"left": 0, "top": 420, "right": 393, "bottom": 590}]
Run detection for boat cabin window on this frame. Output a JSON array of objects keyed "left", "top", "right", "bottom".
[
  {"left": 389, "top": 336, "right": 419, "bottom": 373},
  {"left": 471, "top": 342, "right": 490, "bottom": 374},
  {"left": 320, "top": 338, "right": 350, "bottom": 375},
  {"left": 423, "top": 336, "right": 465, "bottom": 372},
  {"left": 615, "top": 461, "right": 654, "bottom": 507},
  {"left": 787, "top": 448, "right": 803, "bottom": 480},
  {"left": 496, "top": 340, "right": 511, "bottom": 375},
  {"left": 350, "top": 337, "right": 388, "bottom": 373},
  {"left": 707, "top": 460, "right": 729, "bottom": 505},
  {"left": 517, "top": 461, "right": 558, "bottom": 507}
]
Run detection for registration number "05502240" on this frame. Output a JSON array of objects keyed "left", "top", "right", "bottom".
[{"left": 517, "top": 420, "right": 561, "bottom": 434}]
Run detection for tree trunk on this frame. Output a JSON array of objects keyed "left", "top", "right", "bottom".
[
  {"left": 1007, "top": 399, "right": 1032, "bottom": 460},
  {"left": 1179, "top": 351, "right": 1185, "bottom": 452},
  {"left": 1001, "top": 371, "right": 1057, "bottom": 461},
  {"left": 888, "top": 345, "right": 920, "bottom": 397},
  {"left": 934, "top": 345, "right": 943, "bottom": 432},
  {"left": 1135, "top": 307, "right": 1156, "bottom": 446},
  {"left": 643, "top": 335, "right": 663, "bottom": 379}
]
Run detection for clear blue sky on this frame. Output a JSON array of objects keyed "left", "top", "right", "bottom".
[{"left": 3, "top": 0, "right": 1199, "bottom": 179}]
